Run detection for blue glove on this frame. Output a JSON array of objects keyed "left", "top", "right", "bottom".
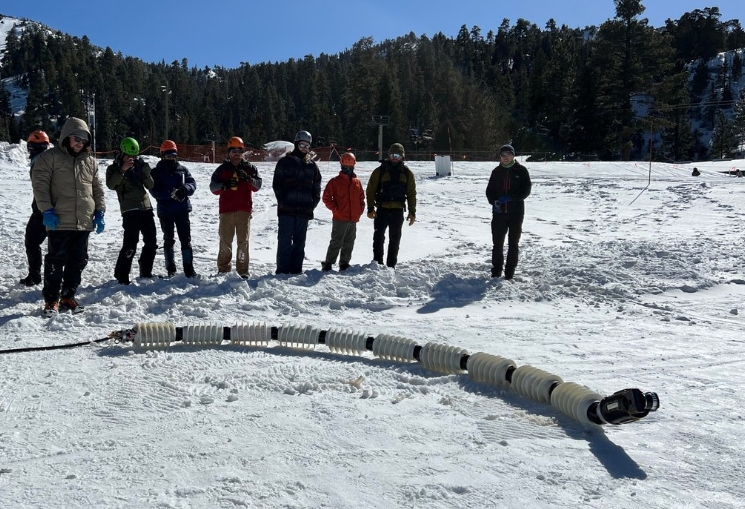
[
  {"left": 42, "top": 209, "right": 59, "bottom": 230},
  {"left": 498, "top": 195, "right": 512, "bottom": 204},
  {"left": 93, "top": 210, "right": 105, "bottom": 234}
]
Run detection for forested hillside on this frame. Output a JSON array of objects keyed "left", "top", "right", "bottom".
[{"left": 1, "top": 0, "right": 744, "bottom": 161}]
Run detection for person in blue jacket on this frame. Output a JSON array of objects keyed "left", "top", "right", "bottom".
[
  {"left": 272, "top": 130, "right": 322, "bottom": 274},
  {"left": 149, "top": 140, "right": 197, "bottom": 277}
]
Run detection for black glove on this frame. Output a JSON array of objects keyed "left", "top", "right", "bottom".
[
  {"left": 236, "top": 169, "right": 249, "bottom": 182},
  {"left": 224, "top": 177, "right": 239, "bottom": 190},
  {"left": 171, "top": 186, "right": 188, "bottom": 201},
  {"left": 130, "top": 160, "right": 144, "bottom": 178}
]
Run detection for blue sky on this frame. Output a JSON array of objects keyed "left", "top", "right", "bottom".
[{"left": 2, "top": 1, "right": 742, "bottom": 68}]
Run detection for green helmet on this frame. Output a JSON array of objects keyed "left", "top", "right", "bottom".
[{"left": 120, "top": 137, "right": 139, "bottom": 156}]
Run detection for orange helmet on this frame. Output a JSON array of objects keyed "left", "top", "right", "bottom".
[
  {"left": 160, "top": 140, "right": 178, "bottom": 154},
  {"left": 227, "top": 136, "right": 244, "bottom": 149},
  {"left": 340, "top": 152, "right": 356, "bottom": 167},
  {"left": 27, "top": 130, "right": 50, "bottom": 144}
]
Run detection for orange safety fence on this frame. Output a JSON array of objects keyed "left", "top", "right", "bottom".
[{"left": 94, "top": 144, "right": 508, "bottom": 163}]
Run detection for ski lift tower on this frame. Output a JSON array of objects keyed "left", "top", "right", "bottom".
[{"left": 370, "top": 115, "right": 390, "bottom": 159}]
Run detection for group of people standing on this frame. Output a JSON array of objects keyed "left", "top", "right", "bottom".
[{"left": 21, "top": 120, "right": 530, "bottom": 317}]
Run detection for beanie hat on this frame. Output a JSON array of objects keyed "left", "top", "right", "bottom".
[
  {"left": 389, "top": 143, "right": 405, "bottom": 155},
  {"left": 499, "top": 144, "right": 515, "bottom": 155}
]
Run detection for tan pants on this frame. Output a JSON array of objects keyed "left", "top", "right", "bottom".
[{"left": 217, "top": 211, "right": 251, "bottom": 275}]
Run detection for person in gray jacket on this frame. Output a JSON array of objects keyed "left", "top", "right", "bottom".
[
  {"left": 106, "top": 137, "right": 157, "bottom": 285},
  {"left": 32, "top": 117, "right": 105, "bottom": 316}
]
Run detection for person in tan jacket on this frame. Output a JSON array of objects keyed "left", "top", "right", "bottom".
[{"left": 32, "top": 117, "right": 105, "bottom": 316}]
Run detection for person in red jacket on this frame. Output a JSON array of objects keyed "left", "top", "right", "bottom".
[
  {"left": 321, "top": 152, "right": 365, "bottom": 271},
  {"left": 209, "top": 136, "right": 262, "bottom": 278}
]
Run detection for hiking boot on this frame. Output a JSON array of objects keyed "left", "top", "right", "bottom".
[
  {"left": 117, "top": 278, "right": 131, "bottom": 285},
  {"left": 43, "top": 300, "right": 59, "bottom": 317},
  {"left": 321, "top": 262, "right": 332, "bottom": 272},
  {"left": 59, "top": 297, "right": 85, "bottom": 314},
  {"left": 20, "top": 274, "right": 42, "bottom": 287},
  {"left": 339, "top": 262, "right": 350, "bottom": 271},
  {"left": 491, "top": 267, "right": 502, "bottom": 278}
]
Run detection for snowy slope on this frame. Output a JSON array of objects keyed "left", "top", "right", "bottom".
[{"left": 1, "top": 144, "right": 744, "bottom": 508}]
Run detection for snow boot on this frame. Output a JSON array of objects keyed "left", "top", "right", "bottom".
[
  {"left": 43, "top": 300, "right": 59, "bottom": 318},
  {"left": 59, "top": 297, "right": 85, "bottom": 314},
  {"left": 339, "top": 262, "right": 350, "bottom": 271},
  {"left": 20, "top": 274, "right": 42, "bottom": 286},
  {"left": 321, "top": 262, "right": 333, "bottom": 272},
  {"left": 164, "top": 245, "right": 177, "bottom": 277}
]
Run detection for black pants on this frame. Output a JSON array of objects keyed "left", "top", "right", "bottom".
[
  {"left": 43, "top": 230, "right": 90, "bottom": 302},
  {"left": 491, "top": 213, "right": 524, "bottom": 278},
  {"left": 276, "top": 215, "right": 309, "bottom": 274},
  {"left": 159, "top": 212, "right": 194, "bottom": 275},
  {"left": 114, "top": 209, "right": 158, "bottom": 281},
  {"left": 373, "top": 208, "right": 404, "bottom": 268},
  {"left": 24, "top": 209, "right": 47, "bottom": 278}
]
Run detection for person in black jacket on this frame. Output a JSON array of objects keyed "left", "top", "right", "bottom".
[
  {"left": 272, "top": 130, "right": 322, "bottom": 274},
  {"left": 365, "top": 143, "right": 417, "bottom": 268},
  {"left": 20, "top": 130, "right": 51, "bottom": 286},
  {"left": 485, "top": 144, "right": 531, "bottom": 280},
  {"left": 149, "top": 140, "right": 197, "bottom": 278}
]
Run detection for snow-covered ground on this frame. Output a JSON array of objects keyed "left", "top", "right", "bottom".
[{"left": 1, "top": 142, "right": 744, "bottom": 508}]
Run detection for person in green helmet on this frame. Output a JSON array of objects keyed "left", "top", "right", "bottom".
[{"left": 106, "top": 137, "right": 157, "bottom": 285}]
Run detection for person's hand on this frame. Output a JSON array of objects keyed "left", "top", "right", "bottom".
[
  {"left": 498, "top": 195, "right": 512, "bottom": 204},
  {"left": 407, "top": 214, "right": 416, "bottom": 226},
  {"left": 93, "top": 210, "right": 105, "bottom": 234},
  {"left": 171, "top": 186, "right": 188, "bottom": 201},
  {"left": 129, "top": 160, "right": 143, "bottom": 178},
  {"left": 121, "top": 158, "right": 135, "bottom": 172},
  {"left": 42, "top": 209, "right": 59, "bottom": 230},
  {"left": 225, "top": 176, "right": 239, "bottom": 190},
  {"left": 236, "top": 169, "right": 249, "bottom": 182},
  {"left": 367, "top": 210, "right": 376, "bottom": 219}
]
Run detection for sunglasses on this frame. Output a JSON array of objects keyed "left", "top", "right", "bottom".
[
  {"left": 163, "top": 153, "right": 178, "bottom": 160},
  {"left": 389, "top": 153, "right": 402, "bottom": 159},
  {"left": 71, "top": 135, "right": 88, "bottom": 144},
  {"left": 297, "top": 142, "right": 311, "bottom": 149},
  {"left": 229, "top": 148, "right": 243, "bottom": 154}
]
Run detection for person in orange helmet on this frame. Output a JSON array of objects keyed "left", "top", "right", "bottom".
[
  {"left": 209, "top": 136, "right": 262, "bottom": 278},
  {"left": 321, "top": 151, "right": 365, "bottom": 271},
  {"left": 149, "top": 140, "right": 197, "bottom": 278},
  {"left": 20, "top": 130, "right": 51, "bottom": 287}
]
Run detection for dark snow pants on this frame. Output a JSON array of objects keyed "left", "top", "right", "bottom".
[
  {"left": 114, "top": 209, "right": 158, "bottom": 282},
  {"left": 373, "top": 208, "right": 404, "bottom": 268},
  {"left": 276, "top": 215, "right": 309, "bottom": 274},
  {"left": 24, "top": 209, "right": 47, "bottom": 279},
  {"left": 159, "top": 212, "right": 194, "bottom": 276},
  {"left": 43, "top": 230, "right": 90, "bottom": 302},
  {"left": 491, "top": 213, "right": 524, "bottom": 278}
]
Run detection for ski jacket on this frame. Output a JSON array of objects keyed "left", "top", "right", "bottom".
[
  {"left": 485, "top": 161, "right": 532, "bottom": 216},
  {"left": 323, "top": 170, "right": 365, "bottom": 222},
  {"left": 32, "top": 118, "right": 105, "bottom": 231},
  {"left": 365, "top": 159, "right": 416, "bottom": 215},
  {"left": 149, "top": 159, "right": 196, "bottom": 217},
  {"left": 209, "top": 160, "right": 261, "bottom": 214},
  {"left": 106, "top": 157, "right": 154, "bottom": 214},
  {"left": 272, "top": 149, "right": 322, "bottom": 219}
]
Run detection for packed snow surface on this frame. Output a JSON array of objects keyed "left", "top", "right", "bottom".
[{"left": 1, "top": 143, "right": 744, "bottom": 508}]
